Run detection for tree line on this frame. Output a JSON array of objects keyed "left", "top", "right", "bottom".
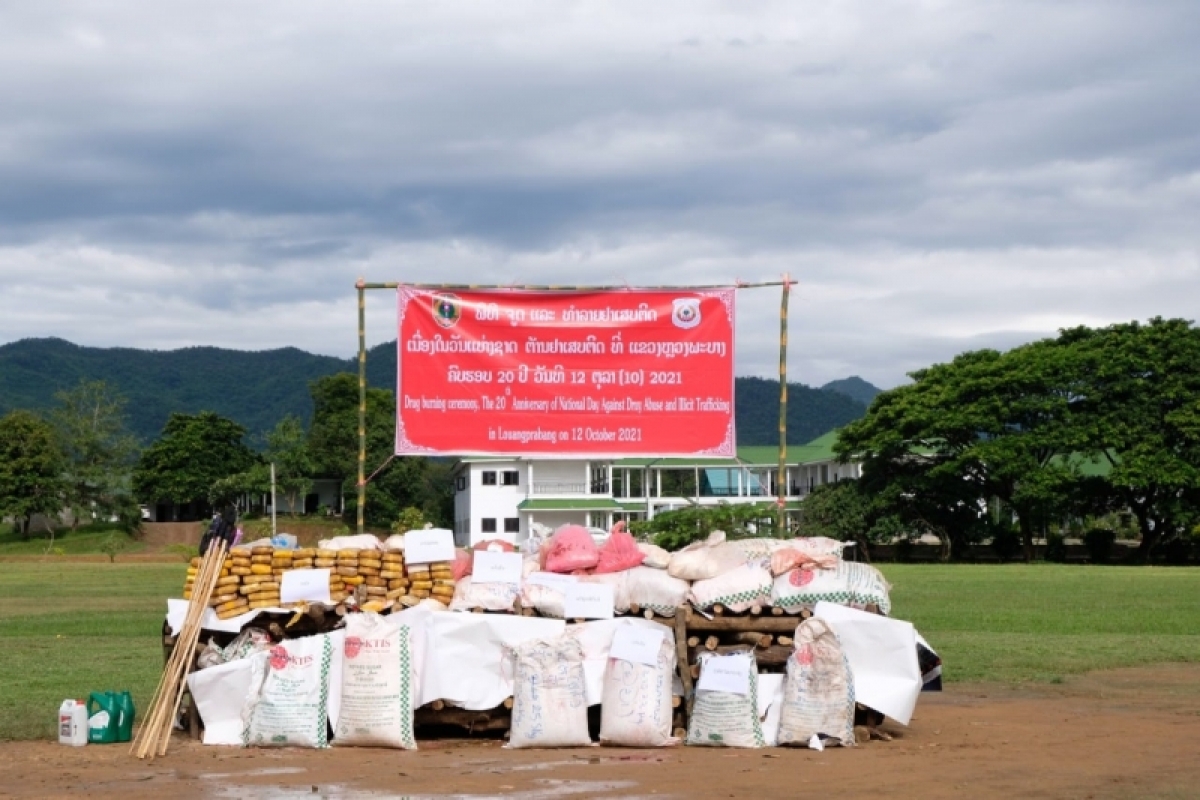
[
  {"left": 0, "top": 374, "right": 454, "bottom": 537},
  {"left": 799, "top": 317, "right": 1200, "bottom": 563}
]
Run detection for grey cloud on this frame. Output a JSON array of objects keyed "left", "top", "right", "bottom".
[{"left": 0, "top": 1, "right": 1197, "bottom": 390}]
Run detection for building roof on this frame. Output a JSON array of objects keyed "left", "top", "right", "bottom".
[{"left": 517, "top": 498, "right": 625, "bottom": 511}]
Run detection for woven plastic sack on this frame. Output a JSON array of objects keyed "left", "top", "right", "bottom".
[
  {"left": 333, "top": 612, "right": 417, "bottom": 749},
  {"left": 686, "top": 650, "right": 765, "bottom": 748},
  {"left": 244, "top": 633, "right": 334, "bottom": 748},
  {"left": 448, "top": 575, "right": 520, "bottom": 612},
  {"left": 507, "top": 637, "right": 592, "bottom": 748},
  {"left": 594, "top": 525, "right": 645, "bottom": 574},
  {"left": 771, "top": 561, "right": 892, "bottom": 615},
  {"left": 777, "top": 618, "right": 855, "bottom": 747},
  {"left": 667, "top": 531, "right": 746, "bottom": 581},
  {"left": 544, "top": 525, "right": 600, "bottom": 574},
  {"left": 624, "top": 566, "right": 689, "bottom": 615},
  {"left": 636, "top": 542, "right": 671, "bottom": 569},
  {"left": 317, "top": 533, "right": 384, "bottom": 552},
  {"left": 689, "top": 562, "right": 773, "bottom": 612},
  {"left": 599, "top": 629, "right": 679, "bottom": 747}
]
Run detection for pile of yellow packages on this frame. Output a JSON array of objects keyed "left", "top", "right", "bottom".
[{"left": 181, "top": 546, "right": 457, "bottom": 618}]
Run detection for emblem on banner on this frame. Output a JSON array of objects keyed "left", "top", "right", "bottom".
[
  {"left": 671, "top": 297, "right": 701, "bottom": 329},
  {"left": 431, "top": 293, "right": 462, "bottom": 329}
]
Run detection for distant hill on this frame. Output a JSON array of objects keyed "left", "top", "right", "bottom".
[
  {"left": 0, "top": 338, "right": 869, "bottom": 446},
  {"left": 820, "top": 376, "right": 882, "bottom": 407}
]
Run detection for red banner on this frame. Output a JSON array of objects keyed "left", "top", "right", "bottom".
[{"left": 395, "top": 287, "right": 736, "bottom": 457}]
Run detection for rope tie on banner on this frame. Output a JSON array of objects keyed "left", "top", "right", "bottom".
[{"left": 359, "top": 455, "right": 396, "bottom": 487}]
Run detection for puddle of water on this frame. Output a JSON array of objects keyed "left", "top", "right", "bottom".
[
  {"left": 201, "top": 767, "right": 307, "bottom": 780},
  {"left": 459, "top": 755, "right": 664, "bottom": 774},
  {"left": 209, "top": 778, "right": 656, "bottom": 800}
]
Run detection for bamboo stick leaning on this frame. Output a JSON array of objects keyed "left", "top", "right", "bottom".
[{"left": 132, "top": 539, "right": 228, "bottom": 759}]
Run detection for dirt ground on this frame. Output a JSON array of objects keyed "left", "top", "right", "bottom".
[{"left": 5, "top": 663, "right": 1200, "bottom": 800}]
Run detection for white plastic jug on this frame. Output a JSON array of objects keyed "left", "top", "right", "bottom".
[{"left": 58, "top": 699, "right": 87, "bottom": 746}]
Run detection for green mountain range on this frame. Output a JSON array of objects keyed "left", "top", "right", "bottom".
[{"left": 0, "top": 337, "right": 877, "bottom": 447}]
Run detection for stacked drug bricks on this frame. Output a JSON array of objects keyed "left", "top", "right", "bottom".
[{"left": 181, "top": 544, "right": 456, "bottom": 616}]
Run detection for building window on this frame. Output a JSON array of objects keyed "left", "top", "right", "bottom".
[
  {"left": 502, "top": 470, "right": 519, "bottom": 486},
  {"left": 481, "top": 471, "right": 497, "bottom": 486},
  {"left": 456, "top": 476, "right": 466, "bottom": 492},
  {"left": 504, "top": 517, "right": 520, "bottom": 534},
  {"left": 481, "top": 518, "right": 497, "bottom": 533}
]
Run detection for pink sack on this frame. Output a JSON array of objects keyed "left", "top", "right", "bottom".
[
  {"left": 594, "top": 523, "right": 645, "bottom": 574},
  {"left": 451, "top": 548, "right": 474, "bottom": 581},
  {"left": 544, "top": 524, "right": 601, "bottom": 574},
  {"left": 473, "top": 539, "right": 516, "bottom": 552}
]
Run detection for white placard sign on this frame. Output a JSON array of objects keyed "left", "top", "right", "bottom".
[
  {"left": 472, "top": 551, "right": 523, "bottom": 586},
  {"left": 525, "top": 572, "right": 577, "bottom": 590},
  {"left": 609, "top": 625, "right": 665, "bottom": 667},
  {"left": 563, "top": 582, "right": 614, "bottom": 619},
  {"left": 279, "top": 568, "right": 332, "bottom": 604},
  {"left": 404, "top": 529, "right": 455, "bottom": 564},
  {"left": 697, "top": 654, "right": 751, "bottom": 696}
]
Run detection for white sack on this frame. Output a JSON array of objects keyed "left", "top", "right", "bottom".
[
  {"left": 686, "top": 650, "right": 765, "bottom": 748},
  {"left": 667, "top": 530, "right": 746, "bottom": 581},
  {"left": 777, "top": 618, "right": 856, "bottom": 747},
  {"left": 244, "top": 633, "right": 334, "bottom": 748},
  {"left": 636, "top": 542, "right": 672, "bottom": 569},
  {"left": 507, "top": 637, "right": 592, "bottom": 748},
  {"left": 599, "top": 632, "right": 679, "bottom": 747},
  {"left": 333, "top": 612, "right": 417, "bottom": 749},
  {"left": 624, "top": 566, "right": 689, "bottom": 614},
  {"left": 448, "top": 575, "right": 520, "bottom": 612},
  {"left": 689, "top": 562, "right": 773, "bottom": 612},
  {"left": 317, "top": 533, "right": 384, "bottom": 552}
]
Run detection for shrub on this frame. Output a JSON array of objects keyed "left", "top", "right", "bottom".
[
  {"left": 99, "top": 533, "right": 128, "bottom": 563},
  {"left": 1084, "top": 527, "right": 1116, "bottom": 564},
  {"left": 990, "top": 524, "right": 1023, "bottom": 562},
  {"left": 1044, "top": 531, "right": 1067, "bottom": 563}
]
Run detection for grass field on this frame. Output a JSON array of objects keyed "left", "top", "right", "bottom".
[
  {"left": 2, "top": 561, "right": 1199, "bottom": 740},
  {"left": 0, "top": 523, "right": 147, "bottom": 557}
]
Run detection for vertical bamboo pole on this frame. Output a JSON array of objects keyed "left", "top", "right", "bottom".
[
  {"left": 356, "top": 278, "right": 367, "bottom": 535},
  {"left": 777, "top": 275, "right": 791, "bottom": 532}
]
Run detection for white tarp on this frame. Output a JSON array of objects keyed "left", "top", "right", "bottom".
[
  {"left": 186, "top": 653, "right": 264, "bottom": 746},
  {"left": 813, "top": 601, "right": 922, "bottom": 725},
  {"left": 417, "top": 613, "right": 566, "bottom": 709}
]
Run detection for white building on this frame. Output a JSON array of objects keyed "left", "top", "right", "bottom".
[{"left": 451, "top": 431, "right": 858, "bottom": 547}]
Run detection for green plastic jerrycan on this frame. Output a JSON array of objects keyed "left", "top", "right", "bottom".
[
  {"left": 115, "top": 691, "right": 135, "bottom": 743},
  {"left": 86, "top": 692, "right": 119, "bottom": 744}
]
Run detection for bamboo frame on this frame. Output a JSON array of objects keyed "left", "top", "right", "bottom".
[{"left": 354, "top": 278, "right": 794, "bottom": 533}]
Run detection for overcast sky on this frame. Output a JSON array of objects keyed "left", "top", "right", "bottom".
[{"left": 1, "top": 1, "right": 1197, "bottom": 389}]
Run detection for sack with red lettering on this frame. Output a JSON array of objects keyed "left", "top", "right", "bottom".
[
  {"left": 507, "top": 637, "right": 592, "bottom": 748},
  {"left": 331, "top": 612, "right": 417, "bottom": 749},
  {"left": 244, "top": 633, "right": 334, "bottom": 748},
  {"left": 544, "top": 524, "right": 600, "bottom": 573},
  {"left": 594, "top": 523, "right": 645, "bottom": 574}
]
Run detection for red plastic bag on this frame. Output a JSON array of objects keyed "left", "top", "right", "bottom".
[
  {"left": 544, "top": 524, "right": 600, "bottom": 574},
  {"left": 594, "top": 522, "right": 645, "bottom": 574}
]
